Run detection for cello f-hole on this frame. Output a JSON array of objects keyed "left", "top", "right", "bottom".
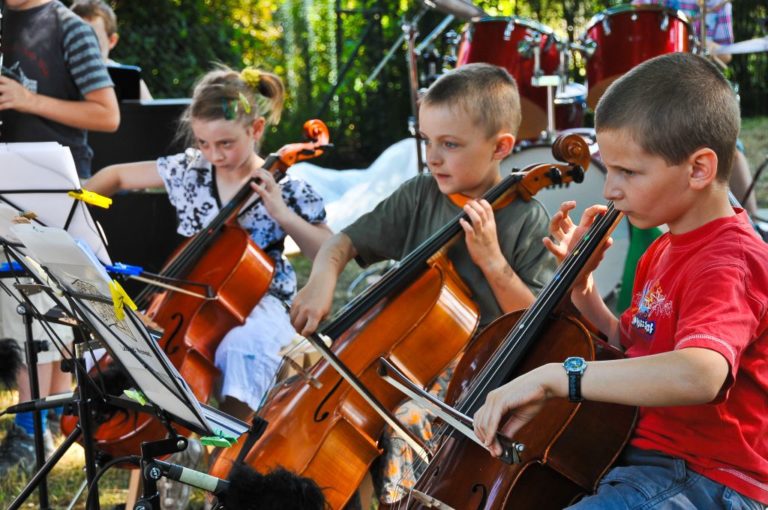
[
  {"left": 162, "top": 313, "right": 185, "bottom": 357},
  {"left": 471, "top": 483, "right": 488, "bottom": 509},
  {"left": 314, "top": 378, "right": 343, "bottom": 422}
]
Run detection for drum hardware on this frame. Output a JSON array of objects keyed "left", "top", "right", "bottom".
[
  {"left": 504, "top": 19, "right": 516, "bottom": 41},
  {"left": 420, "top": 0, "right": 487, "bottom": 22},
  {"left": 570, "top": 39, "right": 596, "bottom": 59},
  {"left": 402, "top": 19, "right": 427, "bottom": 174},
  {"left": 660, "top": 14, "right": 669, "bottom": 31}
]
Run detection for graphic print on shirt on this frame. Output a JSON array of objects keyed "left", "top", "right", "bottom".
[{"left": 630, "top": 280, "right": 672, "bottom": 337}]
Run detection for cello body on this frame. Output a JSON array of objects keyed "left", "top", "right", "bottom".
[
  {"left": 209, "top": 134, "right": 596, "bottom": 508},
  {"left": 405, "top": 310, "right": 637, "bottom": 509},
  {"left": 61, "top": 120, "right": 331, "bottom": 459},
  {"left": 61, "top": 225, "right": 274, "bottom": 457},
  {"left": 209, "top": 258, "right": 479, "bottom": 508}
]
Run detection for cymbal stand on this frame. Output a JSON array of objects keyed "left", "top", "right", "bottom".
[{"left": 403, "top": 18, "right": 427, "bottom": 174}]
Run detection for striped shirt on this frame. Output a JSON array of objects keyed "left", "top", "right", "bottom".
[{"left": 1, "top": 0, "right": 113, "bottom": 177}]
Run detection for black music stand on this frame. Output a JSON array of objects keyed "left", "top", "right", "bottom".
[
  {"left": 0, "top": 142, "right": 111, "bottom": 507},
  {"left": 4, "top": 225, "right": 249, "bottom": 510}
]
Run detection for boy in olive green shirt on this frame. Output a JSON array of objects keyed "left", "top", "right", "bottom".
[{"left": 291, "top": 63, "right": 556, "bottom": 504}]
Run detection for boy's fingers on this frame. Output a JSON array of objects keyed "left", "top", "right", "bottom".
[{"left": 579, "top": 204, "right": 608, "bottom": 227}]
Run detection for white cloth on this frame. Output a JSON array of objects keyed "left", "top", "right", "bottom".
[{"left": 214, "top": 294, "right": 295, "bottom": 411}]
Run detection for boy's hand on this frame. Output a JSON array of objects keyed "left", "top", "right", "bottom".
[
  {"left": 0, "top": 76, "right": 34, "bottom": 113},
  {"left": 473, "top": 365, "right": 557, "bottom": 457},
  {"left": 290, "top": 276, "right": 335, "bottom": 336},
  {"left": 542, "top": 201, "right": 613, "bottom": 293},
  {"left": 460, "top": 199, "right": 504, "bottom": 270},
  {"left": 250, "top": 168, "right": 290, "bottom": 223}
]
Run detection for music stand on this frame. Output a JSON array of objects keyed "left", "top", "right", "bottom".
[
  {"left": 0, "top": 142, "right": 110, "bottom": 506},
  {"left": 0, "top": 141, "right": 112, "bottom": 264},
  {"left": 5, "top": 225, "right": 249, "bottom": 510}
]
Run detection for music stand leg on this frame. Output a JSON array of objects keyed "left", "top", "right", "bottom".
[
  {"left": 72, "top": 331, "right": 102, "bottom": 510},
  {"left": 18, "top": 300, "right": 50, "bottom": 509}
]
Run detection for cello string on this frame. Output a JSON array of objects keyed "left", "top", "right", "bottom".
[
  {"left": 454, "top": 203, "right": 619, "bottom": 419},
  {"left": 382, "top": 203, "right": 616, "bottom": 507},
  {"left": 398, "top": 203, "right": 620, "bottom": 493}
]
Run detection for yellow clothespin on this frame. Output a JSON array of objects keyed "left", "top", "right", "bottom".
[
  {"left": 110, "top": 279, "right": 137, "bottom": 320},
  {"left": 68, "top": 189, "right": 113, "bottom": 209}
]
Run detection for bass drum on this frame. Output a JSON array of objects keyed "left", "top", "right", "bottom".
[{"left": 501, "top": 129, "right": 630, "bottom": 303}]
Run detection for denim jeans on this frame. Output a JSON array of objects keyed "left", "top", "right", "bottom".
[{"left": 567, "top": 446, "right": 765, "bottom": 510}]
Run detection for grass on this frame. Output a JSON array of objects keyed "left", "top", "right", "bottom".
[
  {"left": 0, "top": 257, "right": 368, "bottom": 509},
  {"left": 1, "top": 117, "right": 766, "bottom": 508}
]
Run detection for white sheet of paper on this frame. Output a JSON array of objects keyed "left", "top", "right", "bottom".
[
  {"left": 11, "top": 223, "right": 212, "bottom": 435},
  {"left": 0, "top": 142, "right": 111, "bottom": 264}
]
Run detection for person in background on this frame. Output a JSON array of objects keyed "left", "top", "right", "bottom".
[
  {"left": 70, "top": 0, "right": 153, "bottom": 100},
  {"left": 0, "top": 0, "right": 119, "bottom": 477}
]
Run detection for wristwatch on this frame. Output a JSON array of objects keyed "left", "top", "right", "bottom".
[{"left": 563, "top": 356, "right": 588, "bottom": 403}]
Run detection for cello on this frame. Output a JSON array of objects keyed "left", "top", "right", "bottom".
[
  {"left": 377, "top": 201, "right": 638, "bottom": 507},
  {"left": 61, "top": 120, "right": 331, "bottom": 460},
  {"left": 208, "top": 134, "right": 592, "bottom": 509}
]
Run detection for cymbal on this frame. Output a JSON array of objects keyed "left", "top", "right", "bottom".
[
  {"left": 421, "top": 0, "right": 487, "bottom": 22},
  {"left": 715, "top": 37, "right": 768, "bottom": 55}
]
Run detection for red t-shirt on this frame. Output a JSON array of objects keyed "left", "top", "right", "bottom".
[{"left": 619, "top": 210, "right": 768, "bottom": 503}]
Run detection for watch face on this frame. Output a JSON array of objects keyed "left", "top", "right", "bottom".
[{"left": 564, "top": 357, "right": 586, "bottom": 372}]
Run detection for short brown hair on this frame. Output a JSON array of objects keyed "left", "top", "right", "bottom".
[
  {"left": 71, "top": 0, "right": 118, "bottom": 36},
  {"left": 421, "top": 63, "right": 522, "bottom": 138},
  {"left": 595, "top": 53, "right": 740, "bottom": 181}
]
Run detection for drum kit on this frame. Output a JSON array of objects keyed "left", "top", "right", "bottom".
[{"left": 367, "top": 0, "right": 766, "bottom": 301}]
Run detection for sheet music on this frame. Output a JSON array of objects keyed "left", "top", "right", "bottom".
[
  {"left": 0, "top": 142, "right": 111, "bottom": 264},
  {"left": 11, "top": 223, "right": 219, "bottom": 436}
]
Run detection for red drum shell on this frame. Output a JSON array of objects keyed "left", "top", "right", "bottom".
[
  {"left": 457, "top": 17, "right": 562, "bottom": 140},
  {"left": 583, "top": 5, "right": 691, "bottom": 109}
]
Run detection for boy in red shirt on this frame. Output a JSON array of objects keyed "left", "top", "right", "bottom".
[{"left": 474, "top": 52, "right": 768, "bottom": 508}]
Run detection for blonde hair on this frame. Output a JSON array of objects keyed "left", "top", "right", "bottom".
[{"left": 178, "top": 65, "right": 285, "bottom": 147}]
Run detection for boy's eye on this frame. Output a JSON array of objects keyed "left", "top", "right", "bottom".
[
  {"left": 444, "top": 141, "right": 458, "bottom": 149},
  {"left": 621, "top": 169, "right": 635, "bottom": 176}
]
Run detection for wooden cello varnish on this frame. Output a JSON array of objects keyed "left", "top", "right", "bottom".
[{"left": 209, "top": 134, "right": 594, "bottom": 509}]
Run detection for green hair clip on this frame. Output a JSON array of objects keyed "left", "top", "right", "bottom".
[{"left": 221, "top": 94, "right": 252, "bottom": 120}]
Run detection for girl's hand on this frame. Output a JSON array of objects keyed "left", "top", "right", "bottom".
[
  {"left": 460, "top": 199, "right": 504, "bottom": 270},
  {"left": 250, "top": 168, "right": 290, "bottom": 223}
]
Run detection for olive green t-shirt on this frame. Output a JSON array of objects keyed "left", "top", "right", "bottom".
[{"left": 342, "top": 174, "right": 557, "bottom": 327}]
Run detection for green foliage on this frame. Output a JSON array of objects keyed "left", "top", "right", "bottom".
[{"left": 93, "top": 0, "right": 766, "bottom": 167}]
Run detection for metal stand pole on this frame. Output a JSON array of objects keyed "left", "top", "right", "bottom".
[
  {"left": 18, "top": 300, "right": 50, "bottom": 509},
  {"left": 403, "top": 20, "right": 426, "bottom": 174}
]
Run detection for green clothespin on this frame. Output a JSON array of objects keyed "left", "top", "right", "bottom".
[
  {"left": 200, "top": 431, "right": 238, "bottom": 448},
  {"left": 124, "top": 388, "right": 148, "bottom": 405}
]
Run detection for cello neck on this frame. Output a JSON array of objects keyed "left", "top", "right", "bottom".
[
  {"left": 134, "top": 152, "right": 286, "bottom": 308},
  {"left": 322, "top": 172, "right": 526, "bottom": 339},
  {"left": 458, "top": 203, "right": 624, "bottom": 416}
]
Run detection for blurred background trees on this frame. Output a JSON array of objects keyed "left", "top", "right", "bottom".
[{"left": 74, "top": 0, "right": 767, "bottom": 167}]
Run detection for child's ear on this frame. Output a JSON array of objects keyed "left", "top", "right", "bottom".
[
  {"left": 688, "top": 147, "right": 719, "bottom": 191},
  {"left": 251, "top": 117, "right": 267, "bottom": 141},
  {"left": 108, "top": 33, "right": 119, "bottom": 52},
  {"left": 493, "top": 133, "right": 515, "bottom": 161}
]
